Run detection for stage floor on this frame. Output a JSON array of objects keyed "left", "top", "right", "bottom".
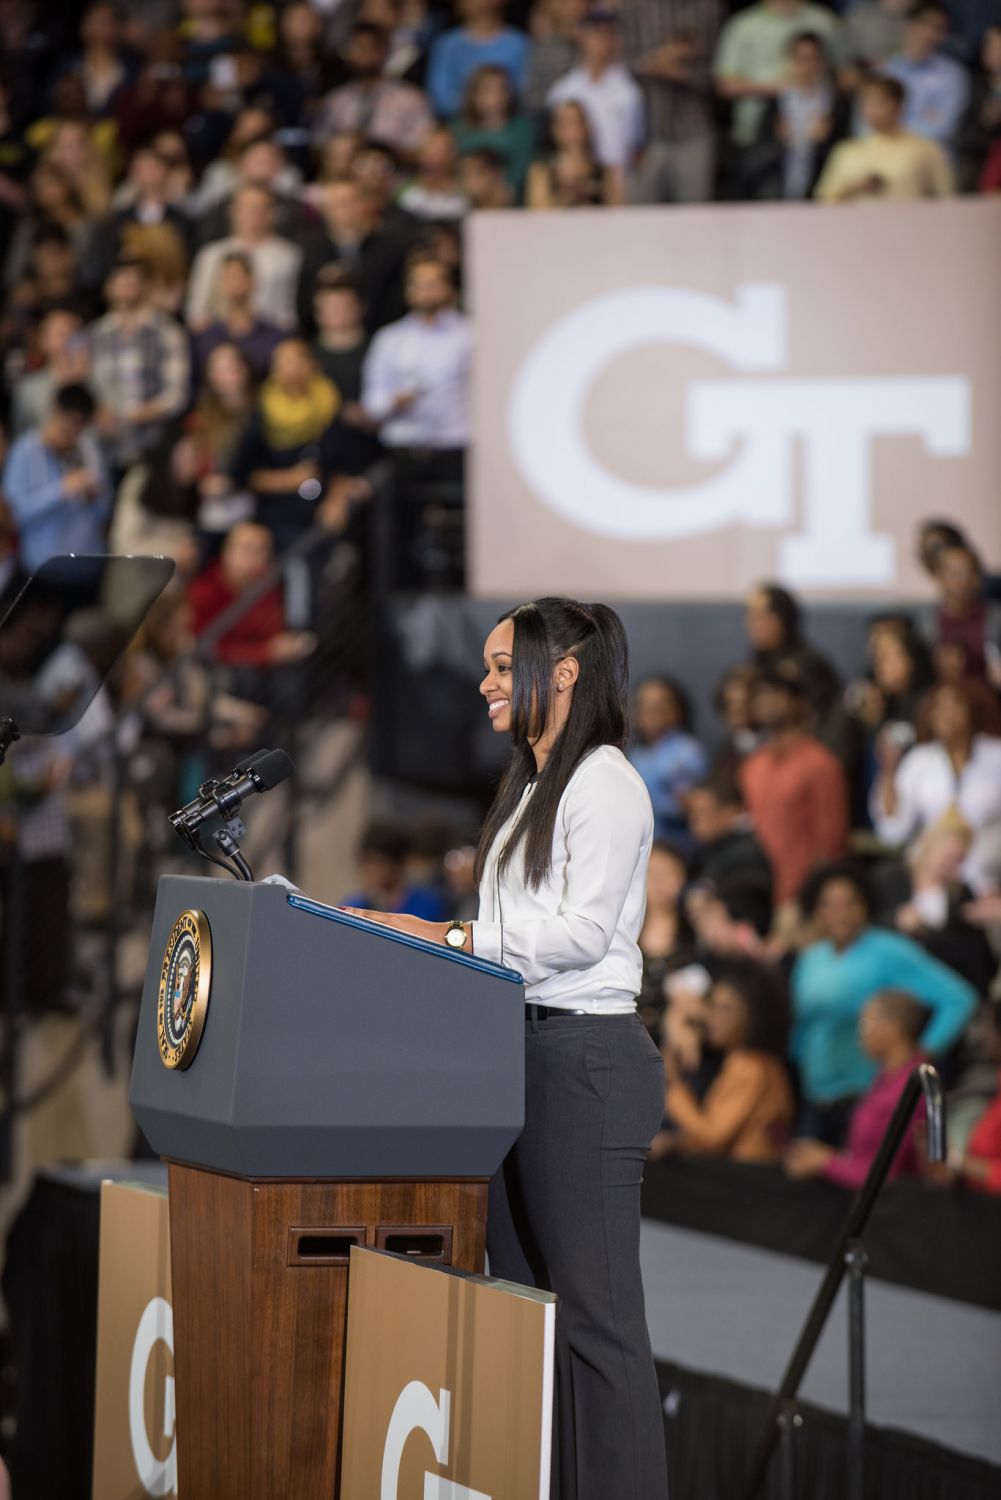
[{"left": 640, "top": 1219, "right": 1001, "bottom": 1467}]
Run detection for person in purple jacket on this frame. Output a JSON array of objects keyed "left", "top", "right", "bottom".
[{"left": 784, "top": 988, "right": 929, "bottom": 1190}]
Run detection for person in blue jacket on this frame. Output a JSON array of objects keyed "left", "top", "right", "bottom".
[
  {"left": 792, "top": 862, "right": 976, "bottom": 1144},
  {"left": 427, "top": 0, "right": 530, "bottom": 119}
]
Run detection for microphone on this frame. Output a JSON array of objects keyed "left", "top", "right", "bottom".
[{"left": 169, "top": 748, "right": 294, "bottom": 842}]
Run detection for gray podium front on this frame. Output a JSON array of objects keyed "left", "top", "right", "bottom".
[{"left": 127, "top": 874, "right": 525, "bottom": 1500}]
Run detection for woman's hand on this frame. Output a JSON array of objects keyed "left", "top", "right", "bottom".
[
  {"left": 340, "top": 908, "right": 449, "bottom": 945},
  {"left": 895, "top": 902, "right": 924, "bottom": 935},
  {"left": 784, "top": 1139, "right": 834, "bottom": 1179},
  {"left": 647, "top": 1130, "right": 677, "bottom": 1162}
]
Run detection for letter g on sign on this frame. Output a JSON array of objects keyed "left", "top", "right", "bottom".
[
  {"left": 128, "top": 1295, "right": 177, "bottom": 1497},
  {"left": 507, "top": 284, "right": 790, "bottom": 541},
  {"left": 382, "top": 1380, "right": 491, "bottom": 1500}
]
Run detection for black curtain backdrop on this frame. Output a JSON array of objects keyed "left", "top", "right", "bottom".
[
  {"left": 3, "top": 1170, "right": 102, "bottom": 1500},
  {"left": 657, "top": 1360, "right": 1001, "bottom": 1500},
  {"left": 642, "top": 1157, "right": 1001, "bottom": 1312}
]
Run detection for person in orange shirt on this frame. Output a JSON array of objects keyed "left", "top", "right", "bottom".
[
  {"left": 652, "top": 959, "right": 795, "bottom": 1161},
  {"left": 740, "top": 665, "right": 849, "bottom": 908}
]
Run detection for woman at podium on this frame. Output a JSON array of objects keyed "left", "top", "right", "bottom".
[{"left": 346, "top": 596, "right": 668, "bottom": 1500}]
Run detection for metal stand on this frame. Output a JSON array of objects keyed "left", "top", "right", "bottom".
[
  {"left": 846, "top": 1239, "right": 868, "bottom": 1500},
  {"left": 742, "top": 1066, "right": 945, "bottom": 1500},
  {"left": 776, "top": 1402, "right": 800, "bottom": 1500},
  {"left": 214, "top": 818, "right": 254, "bottom": 882}
]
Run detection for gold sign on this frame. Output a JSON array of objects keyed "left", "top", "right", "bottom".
[
  {"left": 92, "top": 1182, "right": 176, "bottom": 1498},
  {"left": 340, "top": 1248, "right": 555, "bottom": 1500},
  {"left": 157, "top": 909, "right": 211, "bottom": 1070}
]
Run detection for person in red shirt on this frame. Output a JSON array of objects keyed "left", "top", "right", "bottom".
[
  {"left": 739, "top": 666, "right": 848, "bottom": 909},
  {"left": 188, "top": 520, "right": 315, "bottom": 671},
  {"left": 953, "top": 1000, "right": 1001, "bottom": 1194}
]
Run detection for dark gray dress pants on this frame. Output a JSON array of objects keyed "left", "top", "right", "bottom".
[{"left": 486, "top": 1012, "right": 669, "bottom": 1500}]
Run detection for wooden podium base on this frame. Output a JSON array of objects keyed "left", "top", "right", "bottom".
[{"left": 166, "top": 1162, "right": 489, "bottom": 1500}]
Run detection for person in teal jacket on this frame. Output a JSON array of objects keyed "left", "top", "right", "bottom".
[{"left": 792, "top": 862, "right": 977, "bottom": 1144}]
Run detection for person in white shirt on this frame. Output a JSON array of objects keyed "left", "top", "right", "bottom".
[
  {"left": 871, "top": 680, "right": 1001, "bottom": 892},
  {"left": 185, "top": 184, "right": 304, "bottom": 332},
  {"left": 548, "top": 7, "right": 645, "bottom": 174},
  {"left": 345, "top": 596, "right": 668, "bottom": 1499},
  {"left": 361, "top": 254, "right": 471, "bottom": 449}
]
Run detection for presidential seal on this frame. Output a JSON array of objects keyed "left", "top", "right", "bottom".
[{"left": 157, "top": 909, "right": 211, "bottom": 1070}]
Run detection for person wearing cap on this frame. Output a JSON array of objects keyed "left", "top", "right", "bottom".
[
  {"left": 547, "top": 8, "right": 645, "bottom": 185},
  {"left": 739, "top": 664, "right": 849, "bottom": 910}
]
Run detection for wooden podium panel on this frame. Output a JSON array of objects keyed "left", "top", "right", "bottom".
[{"left": 166, "top": 1164, "right": 488, "bottom": 1500}]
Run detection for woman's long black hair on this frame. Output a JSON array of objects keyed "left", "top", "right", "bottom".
[{"left": 474, "top": 597, "right": 630, "bottom": 892}]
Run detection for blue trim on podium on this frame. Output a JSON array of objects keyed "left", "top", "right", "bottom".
[{"left": 286, "top": 893, "right": 524, "bottom": 984}]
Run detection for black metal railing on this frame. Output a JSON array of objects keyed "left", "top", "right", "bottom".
[{"left": 741, "top": 1062, "right": 946, "bottom": 1500}]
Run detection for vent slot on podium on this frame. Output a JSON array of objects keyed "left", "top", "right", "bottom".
[
  {"left": 376, "top": 1225, "right": 453, "bottom": 1263},
  {"left": 287, "top": 1227, "right": 366, "bottom": 1265}
]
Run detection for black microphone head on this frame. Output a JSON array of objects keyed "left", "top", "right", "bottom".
[
  {"left": 249, "top": 748, "right": 294, "bottom": 792},
  {"left": 235, "top": 748, "right": 273, "bottom": 773}
]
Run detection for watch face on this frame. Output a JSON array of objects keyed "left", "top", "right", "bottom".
[{"left": 446, "top": 926, "right": 465, "bottom": 949}]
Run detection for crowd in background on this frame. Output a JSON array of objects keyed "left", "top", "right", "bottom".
[
  {"left": 338, "top": 521, "right": 1001, "bottom": 1196},
  {"left": 0, "top": 0, "right": 999, "bottom": 1203},
  {"left": 627, "top": 526, "right": 1001, "bottom": 1196}
]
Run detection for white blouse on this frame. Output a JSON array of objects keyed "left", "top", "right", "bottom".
[
  {"left": 870, "top": 734, "right": 1001, "bottom": 893},
  {"left": 473, "top": 745, "right": 654, "bottom": 1013}
]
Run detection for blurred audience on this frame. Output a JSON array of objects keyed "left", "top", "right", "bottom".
[
  {"left": 90, "top": 255, "right": 190, "bottom": 472},
  {"left": 427, "top": 0, "right": 531, "bottom": 119},
  {"left": 815, "top": 75, "right": 954, "bottom": 199},
  {"left": 740, "top": 666, "right": 848, "bottom": 909},
  {"left": 454, "top": 64, "right": 536, "bottom": 195},
  {"left": 654, "top": 960, "right": 795, "bottom": 1161},
  {"left": 637, "top": 840, "right": 696, "bottom": 1033},
  {"left": 687, "top": 774, "right": 773, "bottom": 893},
  {"left": 747, "top": 32, "right": 849, "bottom": 200},
  {"left": 343, "top": 818, "right": 449, "bottom": 918},
  {"left": 186, "top": 184, "right": 302, "bottom": 332},
  {"left": 920, "top": 540, "right": 1001, "bottom": 686},
  {"left": 362, "top": 253, "right": 470, "bottom": 450},
  {"left": 526, "top": 97, "right": 609, "bottom": 204},
  {"left": 871, "top": 680, "right": 1001, "bottom": 895},
  {"left": 628, "top": 675, "right": 708, "bottom": 849},
  {"left": 189, "top": 250, "right": 283, "bottom": 381},
  {"left": 188, "top": 519, "right": 315, "bottom": 675},
  {"left": 786, "top": 987, "right": 929, "bottom": 1188},
  {"left": 792, "top": 864, "right": 976, "bottom": 1143},
  {"left": 548, "top": 9, "right": 644, "bottom": 198},
  {"left": 883, "top": 0, "right": 969, "bottom": 148},
  {"left": 621, "top": 0, "right": 722, "bottom": 204},
  {"left": 315, "top": 21, "right": 434, "bottom": 158},
  {"left": 3, "top": 383, "right": 111, "bottom": 571}
]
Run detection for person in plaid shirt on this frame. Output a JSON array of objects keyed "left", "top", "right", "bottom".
[
  {"left": 88, "top": 256, "right": 190, "bottom": 474},
  {"left": 619, "top": 0, "right": 724, "bottom": 202}
]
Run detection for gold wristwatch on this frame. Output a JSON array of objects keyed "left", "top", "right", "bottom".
[{"left": 444, "top": 920, "right": 469, "bottom": 950}]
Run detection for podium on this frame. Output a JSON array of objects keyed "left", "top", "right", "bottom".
[{"left": 128, "top": 875, "right": 524, "bottom": 1500}]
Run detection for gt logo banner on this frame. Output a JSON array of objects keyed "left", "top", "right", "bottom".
[{"left": 470, "top": 202, "right": 1001, "bottom": 601}]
